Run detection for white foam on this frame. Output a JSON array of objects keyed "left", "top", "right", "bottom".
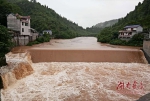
[{"left": 1, "top": 62, "right": 150, "bottom": 101}]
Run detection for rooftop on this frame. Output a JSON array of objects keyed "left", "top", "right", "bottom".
[
  {"left": 15, "top": 13, "right": 30, "bottom": 19},
  {"left": 119, "top": 30, "right": 132, "bottom": 33},
  {"left": 43, "top": 30, "right": 52, "bottom": 32},
  {"left": 124, "top": 25, "right": 141, "bottom": 29},
  {"left": 8, "top": 13, "right": 30, "bottom": 19}
]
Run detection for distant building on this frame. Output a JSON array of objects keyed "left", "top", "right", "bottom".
[
  {"left": 43, "top": 30, "right": 52, "bottom": 35},
  {"left": 118, "top": 25, "right": 143, "bottom": 40},
  {"left": 7, "top": 13, "right": 38, "bottom": 45}
]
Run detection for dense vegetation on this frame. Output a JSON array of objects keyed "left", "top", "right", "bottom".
[
  {"left": 0, "top": 0, "right": 22, "bottom": 26},
  {"left": 0, "top": 0, "right": 20, "bottom": 66},
  {"left": 86, "top": 27, "right": 102, "bottom": 35},
  {"left": 97, "top": 0, "right": 150, "bottom": 46},
  {"left": 0, "top": 25, "right": 14, "bottom": 66},
  {"left": 27, "top": 33, "right": 51, "bottom": 46}
]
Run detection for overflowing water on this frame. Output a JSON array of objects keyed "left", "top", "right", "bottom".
[{"left": 1, "top": 37, "right": 150, "bottom": 101}]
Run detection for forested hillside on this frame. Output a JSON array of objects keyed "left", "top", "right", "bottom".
[
  {"left": 86, "top": 19, "right": 118, "bottom": 34},
  {"left": 94, "top": 19, "right": 118, "bottom": 28},
  {"left": 6, "top": 0, "right": 96, "bottom": 38},
  {"left": 97, "top": 0, "right": 150, "bottom": 46}
]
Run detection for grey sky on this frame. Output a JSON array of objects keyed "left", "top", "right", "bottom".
[{"left": 37, "top": 0, "right": 144, "bottom": 28}]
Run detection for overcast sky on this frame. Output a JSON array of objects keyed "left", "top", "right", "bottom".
[{"left": 37, "top": 0, "right": 144, "bottom": 28}]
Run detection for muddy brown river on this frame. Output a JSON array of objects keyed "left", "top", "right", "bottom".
[{"left": 1, "top": 37, "right": 150, "bottom": 101}]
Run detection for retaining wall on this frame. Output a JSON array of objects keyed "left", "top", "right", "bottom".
[{"left": 143, "top": 40, "right": 150, "bottom": 63}]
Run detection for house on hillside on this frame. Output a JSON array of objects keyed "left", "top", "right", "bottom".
[
  {"left": 118, "top": 25, "right": 143, "bottom": 40},
  {"left": 7, "top": 13, "right": 38, "bottom": 46},
  {"left": 43, "top": 30, "right": 52, "bottom": 35}
]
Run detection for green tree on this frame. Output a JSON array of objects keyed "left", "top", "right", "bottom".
[
  {"left": 0, "top": 25, "right": 13, "bottom": 66},
  {"left": 127, "top": 33, "right": 144, "bottom": 46},
  {"left": 0, "top": 0, "right": 22, "bottom": 26},
  {"left": 0, "top": 0, "right": 12, "bottom": 26}
]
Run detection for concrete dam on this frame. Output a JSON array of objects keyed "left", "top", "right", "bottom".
[{"left": 29, "top": 49, "right": 147, "bottom": 63}]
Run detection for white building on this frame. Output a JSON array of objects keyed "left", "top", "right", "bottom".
[
  {"left": 7, "top": 13, "right": 38, "bottom": 45},
  {"left": 43, "top": 30, "right": 52, "bottom": 35},
  {"left": 7, "top": 13, "right": 31, "bottom": 35},
  {"left": 118, "top": 25, "right": 143, "bottom": 40}
]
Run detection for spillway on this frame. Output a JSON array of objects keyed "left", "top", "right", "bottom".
[{"left": 29, "top": 49, "right": 147, "bottom": 63}]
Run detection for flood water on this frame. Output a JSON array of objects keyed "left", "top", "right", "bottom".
[
  {"left": 32, "top": 37, "right": 141, "bottom": 50},
  {"left": 1, "top": 37, "right": 150, "bottom": 101}
]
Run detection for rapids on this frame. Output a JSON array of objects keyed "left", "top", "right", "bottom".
[{"left": 1, "top": 62, "right": 150, "bottom": 101}]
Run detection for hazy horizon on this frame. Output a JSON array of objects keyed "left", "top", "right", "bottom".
[{"left": 37, "top": 0, "right": 143, "bottom": 28}]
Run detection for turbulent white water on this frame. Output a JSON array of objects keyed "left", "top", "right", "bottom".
[{"left": 1, "top": 62, "right": 150, "bottom": 101}]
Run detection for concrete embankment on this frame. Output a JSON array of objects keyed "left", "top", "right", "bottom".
[
  {"left": 29, "top": 49, "right": 147, "bottom": 63},
  {"left": 143, "top": 40, "right": 150, "bottom": 63}
]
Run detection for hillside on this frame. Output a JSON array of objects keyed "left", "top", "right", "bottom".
[
  {"left": 0, "top": 0, "right": 96, "bottom": 66},
  {"left": 97, "top": 0, "right": 150, "bottom": 46},
  {"left": 94, "top": 19, "right": 118, "bottom": 28},
  {"left": 6, "top": 0, "right": 95, "bottom": 38},
  {"left": 86, "top": 19, "right": 118, "bottom": 34}
]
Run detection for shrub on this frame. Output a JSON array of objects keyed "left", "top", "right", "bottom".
[
  {"left": 127, "top": 34, "right": 144, "bottom": 46},
  {"left": 36, "top": 37, "right": 45, "bottom": 43},
  {"left": 27, "top": 33, "right": 51, "bottom": 46},
  {"left": 110, "top": 39, "right": 127, "bottom": 45},
  {"left": 27, "top": 41, "right": 40, "bottom": 46}
]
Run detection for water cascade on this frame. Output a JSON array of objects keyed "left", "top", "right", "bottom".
[{"left": 0, "top": 52, "right": 33, "bottom": 89}]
